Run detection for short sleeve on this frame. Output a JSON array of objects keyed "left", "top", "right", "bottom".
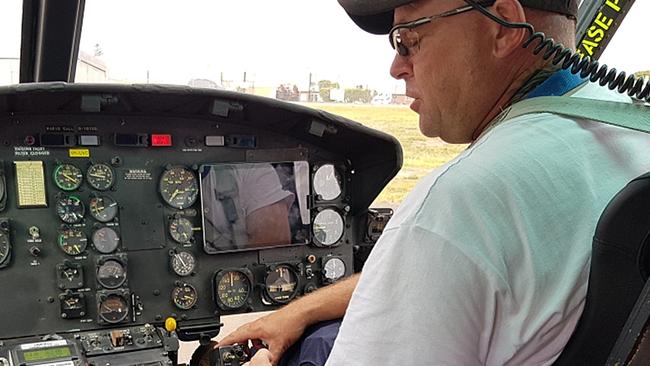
[{"left": 325, "top": 224, "right": 502, "bottom": 366}]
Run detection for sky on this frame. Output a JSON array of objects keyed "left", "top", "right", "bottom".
[{"left": 1, "top": 0, "right": 648, "bottom": 93}]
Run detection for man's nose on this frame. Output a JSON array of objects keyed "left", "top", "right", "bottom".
[{"left": 390, "top": 53, "right": 413, "bottom": 80}]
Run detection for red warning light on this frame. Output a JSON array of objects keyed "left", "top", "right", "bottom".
[{"left": 151, "top": 134, "right": 172, "bottom": 147}]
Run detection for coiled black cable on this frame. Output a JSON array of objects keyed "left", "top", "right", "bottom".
[{"left": 465, "top": 0, "right": 650, "bottom": 103}]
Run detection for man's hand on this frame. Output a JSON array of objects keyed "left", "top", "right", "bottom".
[
  {"left": 243, "top": 349, "right": 272, "bottom": 366},
  {"left": 218, "top": 310, "right": 307, "bottom": 366}
]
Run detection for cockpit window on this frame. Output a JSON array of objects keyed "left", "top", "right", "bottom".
[
  {"left": 76, "top": 0, "right": 398, "bottom": 92},
  {"left": 600, "top": 2, "right": 649, "bottom": 77},
  {"left": 0, "top": 0, "right": 22, "bottom": 86}
]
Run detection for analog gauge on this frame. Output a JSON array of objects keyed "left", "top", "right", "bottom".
[
  {"left": 98, "top": 294, "right": 129, "bottom": 323},
  {"left": 89, "top": 195, "right": 119, "bottom": 222},
  {"left": 169, "top": 217, "right": 194, "bottom": 244},
  {"left": 159, "top": 167, "right": 198, "bottom": 209},
  {"left": 313, "top": 164, "right": 342, "bottom": 201},
  {"left": 97, "top": 259, "right": 127, "bottom": 289},
  {"left": 171, "top": 283, "right": 198, "bottom": 310},
  {"left": 312, "top": 209, "right": 344, "bottom": 246},
  {"left": 323, "top": 257, "right": 346, "bottom": 282},
  {"left": 56, "top": 262, "right": 84, "bottom": 290},
  {"left": 0, "top": 232, "right": 10, "bottom": 265},
  {"left": 86, "top": 163, "right": 115, "bottom": 191},
  {"left": 92, "top": 227, "right": 120, "bottom": 254},
  {"left": 58, "top": 228, "right": 87, "bottom": 256},
  {"left": 54, "top": 163, "right": 84, "bottom": 191},
  {"left": 215, "top": 269, "right": 251, "bottom": 310},
  {"left": 264, "top": 265, "right": 298, "bottom": 304},
  {"left": 56, "top": 196, "right": 85, "bottom": 224},
  {"left": 60, "top": 292, "right": 86, "bottom": 319},
  {"left": 170, "top": 251, "right": 196, "bottom": 277}
]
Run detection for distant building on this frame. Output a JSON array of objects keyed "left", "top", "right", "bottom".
[
  {"left": 75, "top": 51, "right": 108, "bottom": 82},
  {"left": 391, "top": 93, "right": 413, "bottom": 105},
  {"left": 330, "top": 88, "right": 345, "bottom": 102},
  {"left": 188, "top": 78, "right": 223, "bottom": 89}
]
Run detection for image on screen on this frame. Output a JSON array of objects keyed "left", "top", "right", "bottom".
[{"left": 200, "top": 161, "right": 310, "bottom": 253}]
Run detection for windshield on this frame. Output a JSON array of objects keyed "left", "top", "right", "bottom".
[
  {"left": 76, "top": 0, "right": 400, "bottom": 93},
  {"left": 600, "top": 1, "right": 649, "bottom": 76},
  {"left": 0, "top": 0, "right": 22, "bottom": 85}
]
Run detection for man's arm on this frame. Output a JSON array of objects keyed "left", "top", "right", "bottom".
[
  {"left": 218, "top": 273, "right": 360, "bottom": 366},
  {"left": 247, "top": 201, "right": 291, "bottom": 247}
]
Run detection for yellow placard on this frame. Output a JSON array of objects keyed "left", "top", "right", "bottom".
[
  {"left": 14, "top": 161, "right": 47, "bottom": 207},
  {"left": 69, "top": 149, "right": 90, "bottom": 158}
]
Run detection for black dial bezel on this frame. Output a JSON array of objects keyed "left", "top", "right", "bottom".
[
  {"left": 96, "top": 259, "right": 127, "bottom": 289},
  {"left": 214, "top": 268, "right": 253, "bottom": 311},
  {"left": 171, "top": 283, "right": 198, "bottom": 310},
  {"left": 159, "top": 167, "right": 199, "bottom": 209},
  {"left": 263, "top": 264, "right": 299, "bottom": 305},
  {"left": 86, "top": 163, "right": 115, "bottom": 191}
]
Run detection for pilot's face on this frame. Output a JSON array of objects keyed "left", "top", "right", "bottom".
[{"left": 390, "top": 0, "right": 493, "bottom": 143}]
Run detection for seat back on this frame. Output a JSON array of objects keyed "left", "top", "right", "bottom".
[{"left": 554, "top": 173, "right": 650, "bottom": 365}]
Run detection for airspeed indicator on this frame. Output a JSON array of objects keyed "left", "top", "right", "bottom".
[{"left": 214, "top": 269, "right": 252, "bottom": 310}]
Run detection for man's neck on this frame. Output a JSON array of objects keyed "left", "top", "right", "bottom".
[{"left": 470, "top": 58, "right": 559, "bottom": 141}]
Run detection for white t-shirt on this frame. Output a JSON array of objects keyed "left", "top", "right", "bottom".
[{"left": 326, "top": 83, "right": 650, "bottom": 365}]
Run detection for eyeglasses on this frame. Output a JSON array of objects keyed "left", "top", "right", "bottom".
[{"left": 388, "top": 3, "right": 486, "bottom": 57}]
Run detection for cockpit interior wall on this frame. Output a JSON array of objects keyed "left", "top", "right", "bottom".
[{"left": 0, "top": 83, "right": 401, "bottom": 343}]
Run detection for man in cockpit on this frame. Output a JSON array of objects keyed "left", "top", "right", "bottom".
[{"left": 218, "top": 0, "right": 650, "bottom": 365}]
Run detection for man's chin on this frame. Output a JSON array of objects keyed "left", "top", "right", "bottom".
[{"left": 410, "top": 99, "right": 422, "bottom": 113}]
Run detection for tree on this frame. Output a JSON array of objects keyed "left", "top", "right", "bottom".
[
  {"left": 318, "top": 80, "right": 340, "bottom": 102},
  {"left": 344, "top": 87, "right": 373, "bottom": 104}
]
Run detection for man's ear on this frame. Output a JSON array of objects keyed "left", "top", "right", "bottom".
[{"left": 490, "top": 0, "right": 528, "bottom": 58}]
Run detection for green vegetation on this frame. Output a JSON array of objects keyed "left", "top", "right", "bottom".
[{"left": 305, "top": 103, "right": 467, "bottom": 207}]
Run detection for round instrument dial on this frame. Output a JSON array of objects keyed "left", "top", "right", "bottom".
[
  {"left": 0, "top": 232, "right": 10, "bottom": 265},
  {"left": 313, "top": 164, "right": 342, "bottom": 201},
  {"left": 171, "top": 251, "right": 196, "bottom": 277},
  {"left": 92, "top": 227, "right": 120, "bottom": 254},
  {"left": 87, "top": 163, "right": 115, "bottom": 191},
  {"left": 97, "top": 259, "right": 127, "bottom": 289},
  {"left": 264, "top": 265, "right": 298, "bottom": 304},
  {"left": 171, "top": 283, "right": 198, "bottom": 310},
  {"left": 98, "top": 294, "right": 129, "bottom": 323},
  {"left": 323, "top": 257, "right": 346, "bottom": 282},
  {"left": 159, "top": 167, "right": 198, "bottom": 209},
  {"left": 312, "top": 209, "right": 344, "bottom": 246},
  {"left": 56, "top": 196, "right": 85, "bottom": 224},
  {"left": 169, "top": 217, "right": 194, "bottom": 244},
  {"left": 54, "top": 164, "right": 84, "bottom": 191},
  {"left": 89, "top": 195, "right": 119, "bottom": 222},
  {"left": 58, "top": 228, "right": 88, "bottom": 256},
  {"left": 215, "top": 270, "right": 251, "bottom": 310}
]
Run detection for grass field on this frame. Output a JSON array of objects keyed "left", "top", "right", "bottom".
[{"left": 304, "top": 103, "right": 467, "bottom": 207}]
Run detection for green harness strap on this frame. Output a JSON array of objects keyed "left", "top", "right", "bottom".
[
  {"left": 499, "top": 96, "right": 650, "bottom": 133},
  {"left": 497, "top": 95, "right": 650, "bottom": 364}
]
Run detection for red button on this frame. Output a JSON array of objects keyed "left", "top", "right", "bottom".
[{"left": 151, "top": 134, "right": 172, "bottom": 147}]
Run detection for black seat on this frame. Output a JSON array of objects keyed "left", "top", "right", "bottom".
[{"left": 554, "top": 172, "right": 650, "bottom": 365}]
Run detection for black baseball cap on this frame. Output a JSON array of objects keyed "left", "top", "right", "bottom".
[{"left": 338, "top": 0, "right": 578, "bottom": 34}]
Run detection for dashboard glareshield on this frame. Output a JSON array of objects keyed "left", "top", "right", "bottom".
[{"left": 199, "top": 161, "right": 310, "bottom": 253}]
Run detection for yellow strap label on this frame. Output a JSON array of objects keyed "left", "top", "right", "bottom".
[{"left": 69, "top": 149, "right": 90, "bottom": 158}]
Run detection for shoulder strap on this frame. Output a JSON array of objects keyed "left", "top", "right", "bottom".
[
  {"left": 500, "top": 96, "right": 650, "bottom": 133},
  {"left": 500, "top": 95, "right": 650, "bottom": 364}
]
